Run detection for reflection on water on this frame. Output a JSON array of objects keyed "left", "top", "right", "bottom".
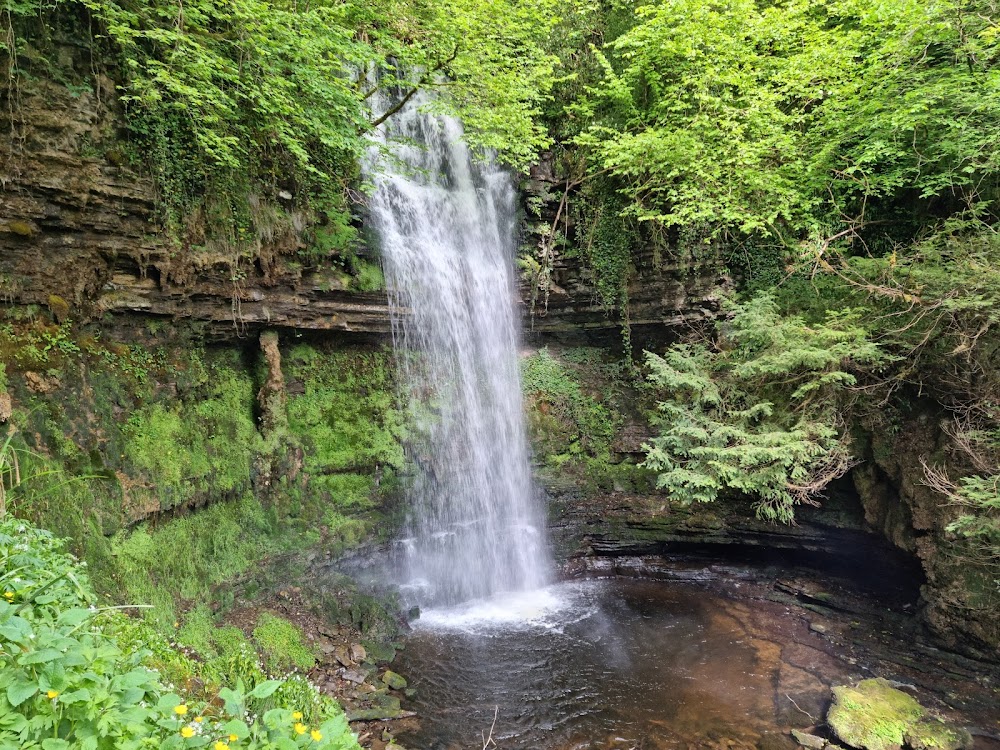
[{"left": 396, "top": 580, "right": 782, "bottom": 750}]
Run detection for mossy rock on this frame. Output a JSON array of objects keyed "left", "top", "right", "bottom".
[
  {"left": 828, "top": 679, "right": 922, "bottom": 750},
  {"left": 904, "top": 719, "right": 972, "bottom": 750},
  {"left": 381, "top": 669, "right": 407, "bottom": 690},
  {"left": 6, "top": 220, "right": 35, "bottom": 236},
  {"left": 828, "top": 679, "right": 971, "bottom": 750}
]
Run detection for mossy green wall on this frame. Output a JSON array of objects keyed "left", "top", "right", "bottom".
[{"left": 0, "top": 320, "right": 406, "bottom": 631}]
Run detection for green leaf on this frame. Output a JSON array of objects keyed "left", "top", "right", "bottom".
[
  {"left": 248, "top": 679, "right": 282, "bottom": 699},
  {"left": 18, "top": 648, "right": 63, "bottom": 665},
  {"left": 6, "top": 679, "right": 37, "bottom": 707}
]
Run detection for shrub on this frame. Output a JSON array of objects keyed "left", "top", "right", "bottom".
[{"left": 0, "top": 517, "right": 360, "bottom": 750}]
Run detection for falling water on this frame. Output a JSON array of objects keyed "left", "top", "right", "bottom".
[{"left": 366, "top": 90, "right": 551, "bottom": 608}]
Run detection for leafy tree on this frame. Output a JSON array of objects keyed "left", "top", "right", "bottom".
[
  {"left": 571, "top": 0, "right": 999, "bottom": 241},
  {"left": 642, "top": 295, "right": 887, "bottom": 522},
  {"left": 3, "top": 0, "right": 565, "bottom": 247}
]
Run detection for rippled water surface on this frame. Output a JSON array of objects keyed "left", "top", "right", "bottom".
[{"left": 396, "top": 579, "right": 788, "bottom": 750}]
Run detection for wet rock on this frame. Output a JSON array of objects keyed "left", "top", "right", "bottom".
[
  {"left": 350, "top": 643, "right": 367, "bottom": 662},
  {"left": 778, "top": 663, "right": 829, "bottom": 727},
  {"left": 363, "top": 640, "right": 397, "bottom": 663},
  {"left": 904, "top": 719, "right": 973, "bottom": 750},
  {"left": 790, "top": 730, "right": 826, "bottom": 749},
  {"left": 759, "top": 735, "right": 800, "bottom": 750},
  {"left": 826, "top": 678, "right": 968, "bottom": 750},
  {"left": 24, "top": 371, "right": 60, "bottom": 394},
  {"left": 334, "top": 646, "right": 353, "bottom": 667},
  {"left": 381, "top": 670, "right": 407, "bottom": 690},
  {"left": 809, "top": 621, "right": 829, "bottom": 635},
  {"left": 341, "top": 669, "right": 367, "bottom": 684},
  {"left": 0, "top": 392, "right": 11, "bottom": 423},
  {"left": 373, "top": 694, "right": 401, "bottom": 712},
  {"left": 347, "top": 707, "right": 415, "bottom": 722},
  {"left": 828, "top": 678, "right": 921, "bottom": 750}
]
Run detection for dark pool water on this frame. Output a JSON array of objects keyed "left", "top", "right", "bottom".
[{"left": 395, "top": 579, "right": 792, "bottom": 750}]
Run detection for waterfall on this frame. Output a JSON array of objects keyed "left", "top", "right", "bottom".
[{"left": 366, "top": 90, "right": 551, "bottom": 608}]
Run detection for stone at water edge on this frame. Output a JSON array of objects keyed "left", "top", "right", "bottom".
[
  {"left": 791, "top": 729, "right": 827, "bottom": 749},
  {"left": 904, "top": 719, "right": 973, "bottom": 750},
  {"left": 827, "top": 678, "right": 972, "bottom": 750},
  {"left": 381, "top": 670, "right": 407, "bottom": 690}
]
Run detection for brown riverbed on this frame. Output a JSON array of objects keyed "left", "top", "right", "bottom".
[{"left": 388, "top": 563, "right": 1000, "bottom": 750}]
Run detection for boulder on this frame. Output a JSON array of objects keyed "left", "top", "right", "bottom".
[
  {"left": 828, "top": 679, "right": 921, "bottom": 750},
  {"left": 381, "top": 670, "right": 407, "bottom": 690},
  {"left": 827, "top": 679, "right": 972, "bottom": 750},
  {"left": 791, "top": 730, "right": 827, "bottom": 749}
]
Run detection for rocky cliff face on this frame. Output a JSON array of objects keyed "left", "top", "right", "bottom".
[
  {"left": 4, "top": 72, "right": 995, "bottom": 662},
  {"left": 2, "top": 78, "right": 727, "bottom": 344},
  {"left": 518, "top": 155, "right": 732, "bottom": 348},
  {"left": 0, "top": 75, "right": 392, "bottom": 338},
  {"left": 852, "top": 412, "right": 1000, "bottom": 659}
]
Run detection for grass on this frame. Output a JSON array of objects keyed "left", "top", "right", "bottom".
[{"left": 253, "top": 613, "right": 318, "bottom": 673}]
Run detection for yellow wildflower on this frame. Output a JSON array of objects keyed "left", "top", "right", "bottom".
[
  {"left": 174, "top": 704, "right": 189, "bottom": 716},
  {"left": 294, "top": 722, "right": 307, "bottom": 735},
  {"left": 228, "top": 734, "right": 239, "bottom": 742},
  {"left": 3, "top": 592, "right": 13, "bottom": 600},
  {"left": 46, "top": 690, "right": 59, "bottom": 699},
  {"left": 311, "top": 729, "right": 323, "bottom": 741},
  {"left": 194, "top": 717, "right": 203, "bottom": 723},
  {"left": 180, "top": 726, "right": 195, "bottom": 738},
  {"left": 292, "top": 711, "right": 303, "bottom": 720},
  {"left": 214, "top": 743, "right": 229, "bottom": 750}
]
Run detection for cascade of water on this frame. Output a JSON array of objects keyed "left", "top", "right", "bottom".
[{"left": 366, "top": 90, "right": 551, "bottom": 608}]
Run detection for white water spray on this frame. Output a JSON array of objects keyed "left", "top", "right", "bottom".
[{"left": 366, "top": 90, "right": 552, "bottom": 608}]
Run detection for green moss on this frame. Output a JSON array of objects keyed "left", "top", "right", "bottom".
[
  {"left": 4, "top": 333, "right": 406, "bottom": 643},
  {"left": 828, "top": 679, "right": 924, "bottom": 750},
  {"left": 123, "top": 363, "right": 259, "bottom": 508},
  {"left": 522, "top": 347, "right": 616, "bottom": 461},
  {"left": 103, "top": 493, "right": 273, "bottom": 629},
  {"left": 351, "top": 258, "right": 386, "bottom": 292},
  {"left": 6, "top": 219, "right": 34, "bottom": 236},
  {"left": 522, "top": 346, "right": 656, "bottom": 494},
  {"left": 905, "top": 718, "right": 973, "bottom": 750},
  {"left": 253, "top": 612, "right": 318, "bottom": 673}
]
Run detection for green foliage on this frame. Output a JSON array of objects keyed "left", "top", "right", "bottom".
[
  {"left": 642, "top": 295, "right": 887, "bottom": 522},
  {"left": 123, "top": 366, "right": 259, "bottom": 508},
  {"left": 1, "top": 337, "right": 404, "bottom": 634},
  {"left": 522, "top": 347, "right": 617, "bottom": 461},
  {"left": 349, "top": 259, "right": 385, "bottom": 293},
  {"left": 6, "top": 0, "right": 565, "bottom": 247},
  {"left": 570, "top": 0, "right": 999, "bottom": 244},
  {"left": 521, "top": 346, "right": 655, "bottom": 494},
  {"left": 945, "top": 475, "right": 1000, "bottom": 547},
  {"left": 105, "top": 494, "right": 274, "bottom": 629},
  {"left": 573, "top": 181, "right": 635, "bottom": 318},
  {"left": 285, "top": 346, "right": 404, "bottom": 490},
  {"left": 252, "top": 614, "right": 317, "bottom": 674},
  {"left": 0, "top": 516, "right": 360, "bottom": 750}
]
